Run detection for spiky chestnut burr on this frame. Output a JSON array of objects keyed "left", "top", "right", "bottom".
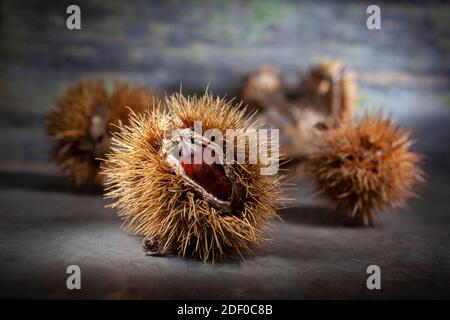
[
  {"left": 46, "top": 79, "right": 157, "bottom": 187},
  {"left": 305, "top": 114, "right": 424, "bottom": 226},
  {"left": 102, "top": 92, "right": 285, "bottom": 262}
]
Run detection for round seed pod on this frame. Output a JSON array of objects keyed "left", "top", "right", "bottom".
[
  {"left": 102, "top": 92, "right": 285, "bottom": 262},
  {"left": 305, "top": 114, "right": 424, "bottom": 226},
  {"left": 47, "top": 79, "right": 157, "bottom": 187}
]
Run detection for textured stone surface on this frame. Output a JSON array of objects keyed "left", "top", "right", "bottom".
[
  {"left": 0, "top": 0, "right": 449, "bottom": 299},
  {"left": 0, "top": 163, "right": 449, "bottom": 299}
]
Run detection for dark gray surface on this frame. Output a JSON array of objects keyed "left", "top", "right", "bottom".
[
  {"left": 0, "top": 163, "right": 449, "bottom": 299},
  {"left": 0, "top": 0, "right": 449, "bottom": 299}
]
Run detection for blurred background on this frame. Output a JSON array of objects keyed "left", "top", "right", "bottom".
[{"left": 0, "top": 0, "right": 449, "bottom": 299}]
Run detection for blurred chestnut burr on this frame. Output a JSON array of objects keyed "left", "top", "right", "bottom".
[
  {"left": 47, "top": 79, "right": 158, "bottom": 187},
  {"left": 240, "top": 60, "right": 357, "bottom": 163},
  {"left": 304, "top": 114, "right": 425, "bottom": 226}
]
